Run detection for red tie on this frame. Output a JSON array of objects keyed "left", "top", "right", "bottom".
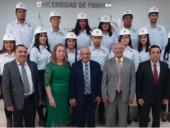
[{"left": 153, "top": 64, "right": 158, "bottom": 83}]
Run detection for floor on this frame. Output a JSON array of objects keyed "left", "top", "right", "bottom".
[{"left": 0, "top": 99, "right": 170, "bottom": 127}]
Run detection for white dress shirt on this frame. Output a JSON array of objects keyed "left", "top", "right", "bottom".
[
  {"left": 6, "top": 20, "right": 34, "bottom": 49},
  {"left": 30, "top": 45, "right": 51, "bottom": 70},
  {"left": 47, "top": 28, "right": 66, "bottom": 51},
  {"left": 16, "top": 61, "right": 34, "bottom": 95},
  {"left": 67, "top": 49, "right": 80, "bottom": 65},
  {"left": 76, "top": 30, "right": 91, "bottom": 50},
  {"left": 147, "top": 24, "right": 167, "bottom": 50},
  {"left": 138, "top": 49, "right": 150, "bottom": 63},
  {"left": 89, "top": 45, "right": 109, "bottom": 71},
  {"left": 101, "top": 32, "right": 118, "bottom": 51},
  {"left": 109, "top": 46, "right": 139, "bottom": 72},
  {"left": 0, "top": 52, "right": 15, "bottom": 75}
]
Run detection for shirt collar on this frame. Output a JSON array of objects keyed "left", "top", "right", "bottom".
[
  {"left": 150, "top": 60, "right": 159, "bottom": 67},
  {"left": 39, "top": 45, "right": 47, "bottom": 50},
  {"left": 4, "top": 52, "right": 15, "bottom": 57},
  {"left": 82, "top": 60, "right": 90, "bottom": 66},
  {"left": 115, "top": 57, "right": 123, "bottom": 63},
  {"left": 16, "top": 60, "right": 28, "bottom": 65}
]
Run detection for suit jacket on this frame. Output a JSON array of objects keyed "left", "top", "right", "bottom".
[
  {"left": 2, "top": 60, "right": 40, "bottom": 110},
  {"left": 70, "top": 60, "right": 102, "bottom": 104},
  {"left": 102, "top": 57, "right": 136, "bottom": 102},
  {"left": 136, "top": 60, "right": 169, "bottom": 103}
]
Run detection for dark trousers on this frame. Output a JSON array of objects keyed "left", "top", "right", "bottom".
[
  {"left": 13, "top": 94, "right": 36, "bottom": 127},
  {"left": 139, "top": 99, "right": 162, "bottom": 127},
  {"left": 37, "top": 70, "right": 46, "bottom": 122},
  {"left": 76, "top": 94, "right": 96, "bottom": 127}
]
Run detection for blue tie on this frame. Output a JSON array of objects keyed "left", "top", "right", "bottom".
[
  {"left": 84, "top": 64, "right": 91, "bottom": 94},
  {"left": 20, "top": 64, "right": 30, "bottom": 95}
]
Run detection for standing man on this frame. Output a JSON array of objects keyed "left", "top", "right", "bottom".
[
  {"left": 2, "top": 45, "right": 40, "bottom": 127},
  {"left": 102, "top": 43, "right": 136, "bottom": 127},
  {"left": 48, "top": 11, "right": 66, "bottom": 51},
  {"left": 70, "top": 48, "right": 102, "bottom": 127},
  {"left": 146, "top": 6, "right": 167, "bottom": 50},
  {"left": 117, "top": 10, "right": 138, "bottom": 49},
  {"left": 6, "top": 2, "right": 34, "bottom": 51},
  {"left": 136, "top": 45, "right": 169, "bottom": 127},
  {"left": 89, "top": 28, "right": 109, "bottom": 124}
]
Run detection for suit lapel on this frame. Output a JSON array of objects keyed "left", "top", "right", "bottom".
[
  {"left": 158, "top": 61, "right": 162, "bottom": 83},
  {"left": 148, "top": 61, "right": 155, "bottom": 84},
  {"left": 13, "top": 60, "right": 23, "bottom": 83}
]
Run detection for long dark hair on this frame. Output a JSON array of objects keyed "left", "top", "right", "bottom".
[
  {"left": 72, "top": 19, "right": 91, "bottom": 36},
  {"left": 65, "top": 38, "right": 78, "bottom": 63},
  {"left": 118, "top": 35, "right": 133, "bottom": 48},
  {"left": 0, "top": 40, "right": 16, "bottom": 54},
  {"left": 98, "top": 22, "right": 112, "bottom": 36},
  {"left": 163, "top": 38, "right": 170, "bottom": 60},
  {"left": 138, "top": 34, "right": 150, "bottom": 52},
  {"left": 34, "top": 33, "right": 51, "bottom": 52}
]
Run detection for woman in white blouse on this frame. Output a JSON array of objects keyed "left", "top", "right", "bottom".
[
  {"left": 30, "top": 26, "right": 51, "bottom": 126},
  {"left": 0, "top": 33, "right": 16, "bottom": 127},
  {"left": 72, "top": 12, "right": 91, "bottom": 50},
  {"left": 65, "top": 32, "right": 79, "bottom": 65},
  {"left": 98, "top": 15, "right": 118, "bottom": 51},
  {"left": 137, "top": 28, "right": 150, "bottom": 63}
]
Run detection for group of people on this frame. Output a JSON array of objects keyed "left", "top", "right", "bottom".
[{"left": 0, "top": 1, "right": 170, "bottom": 127}]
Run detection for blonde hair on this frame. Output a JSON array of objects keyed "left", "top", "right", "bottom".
[{"left": 51, "top": 43, "right": 68, "bottom": 64}]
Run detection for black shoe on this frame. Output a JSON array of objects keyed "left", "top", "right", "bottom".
[
  {"left": 127, "top": 119, "right": 132, "bottom": 124},
  {"left": 39, "top": 119, "right": 46, "bottom": 127}
]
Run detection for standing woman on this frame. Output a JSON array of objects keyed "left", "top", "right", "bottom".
[
  {"left": 138, "top": 28, "right": 150, "bottom": 62},
  {"left": 0, "top": 33, "right": 16, "bottom": 127},
  {"left": 30, "top": 26, "right": 51, "bottom": 126},
  {"left": 98, "top": 15, "right": 118, "bottom": 51},
  {"left": 65, "top": 32, "right": 80, "bottom": 65},
  {"left": 160, "top": 32, "right": 170, "bottom": 122},
  {"left": 72, "top": 12, "right": 91, "bottom": 50},
  {"left": 44, "top": 43, "right": 71, "bottom": 126}
]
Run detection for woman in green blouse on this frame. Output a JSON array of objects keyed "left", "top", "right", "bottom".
[{"left": 44, "top": 43, "right": 71, "bottom": 127}]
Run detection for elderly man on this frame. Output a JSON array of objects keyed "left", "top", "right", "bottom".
[
  {"left": 102, "top": 43, "right": 136, "bottom": 127},
  {"left": 70, "top": 48, "right": 102, "bottom": 127}
]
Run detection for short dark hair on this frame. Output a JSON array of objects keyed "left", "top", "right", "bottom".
[
  {"left": 149, "top": 45, "right": 161, "bottom": 53},
  {"left": 15, "top": 44, "right": 27, "bottom": 52},
  {"left": 123, "top": 14, "right": 133, "bottom": 20}
]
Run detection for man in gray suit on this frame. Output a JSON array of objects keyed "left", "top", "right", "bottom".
[
  {"left": 2, "top": 44, "right": 40, "bottom": 127},
  {"left": 102, "top": 43, "right": 136, "bottom": 127}
]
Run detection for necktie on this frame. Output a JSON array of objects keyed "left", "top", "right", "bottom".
[
  {"left": 20, "top": 64, "right": 30, "bottom": 94},
  {"left": 84, "top": 64, "right": 91, "bottom": 94},
  {"left": 116, "top": 59, "right": 122, "bottom": 92},
  {"left": 153, "top": 64, "right": 158, "bottom": 83}
]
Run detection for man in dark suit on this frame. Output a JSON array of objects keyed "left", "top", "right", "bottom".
[
  {"left": 136, "top": 45, "right": 169, "bottom": 127},
  {"left": 69, "top": 48, "right": 102, "bottom": 127},
  {"left": 2, "top": 44, "right": 40, "bottom": 127}
]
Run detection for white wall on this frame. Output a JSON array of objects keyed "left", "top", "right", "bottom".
[{"left": 0, "top": 0, "right": 170, "bottom": 48}]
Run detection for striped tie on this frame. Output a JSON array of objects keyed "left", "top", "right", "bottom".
[{"left": 84, "top": 64, "right": 91, "bottom": 94}]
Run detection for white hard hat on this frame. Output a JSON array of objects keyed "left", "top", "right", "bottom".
[
  {"left": 49, "top": 11, "right": 61, "bottom": 18},
  {"left": 92, "top": 29, "right": 103, "bottom": 37},
  {"left": 3, "top": 33, "right": 15, "bottom": 41},
  {"left": 100, "top": 15, "right": 111, "bottom": 23},
  {"left": 77, "top": 12, "right": 87, "bottom": 19},
  {"left": 138, "top": 28, "right": 149, "bottom": 35},
  {"left": 66, "top": 32, "right": 77, "bottom": 39},
  {"left": 119, "top": 28, "right": 131, "bottom": 36},
  {"left": 15, "top": 2, "right": 27, "bottom": 10},
  {"left": 148, "top": 6, "right": 159, "bottom": 15},
  {"left": 34, "top": 26, "right": 47, "bottom": 35},
  {"left": 168, "top": 32, "right": 170, "bottom": 38},
  {"left": 122, "top": 10, "right": 133, "bottom": 17}
]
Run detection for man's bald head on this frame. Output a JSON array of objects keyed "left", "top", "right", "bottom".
[{"left": 80, "top": 48, "right": 91, "bottom": 63}]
